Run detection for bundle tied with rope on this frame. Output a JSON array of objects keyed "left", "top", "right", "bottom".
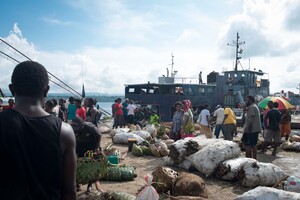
[{"left": 76, "top": 151, "right": 108, "bottom": 185}]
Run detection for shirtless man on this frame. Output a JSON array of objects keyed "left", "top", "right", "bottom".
[{"left": 0, "top": 61, "right": 77, "bottom": 199}]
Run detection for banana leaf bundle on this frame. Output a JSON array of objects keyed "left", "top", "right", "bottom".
[
  {"left": 76, "top": 157, "right": 108, "bottom": 184},
  {"left": 102, "top": 165, "right": 137, "bottom": 181}
]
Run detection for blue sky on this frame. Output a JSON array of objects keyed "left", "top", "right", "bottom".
[{"left": 1, "top": 0, "right": 300, "bottom": 95}]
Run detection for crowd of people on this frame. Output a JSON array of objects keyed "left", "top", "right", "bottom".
[
  {"left": 111, "top": 98, "right": 159, "bottom": 129},
  {"left": 169, "top": 95, "right": 292, "bottom": 160}
]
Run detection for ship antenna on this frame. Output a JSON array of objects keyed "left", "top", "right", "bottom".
[
  {"left": 227, "top": 32, "right": 245, "bottom": 71},
  {"left": 81, "top": 52, "right": 85, "bottom": 98},
  {"left": 171, "top": 53, "right": 174, "bottom": 77}
]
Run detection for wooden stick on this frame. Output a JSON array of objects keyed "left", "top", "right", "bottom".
[{"left": 272, "top": 175, "right": 289, "bottom": 188}]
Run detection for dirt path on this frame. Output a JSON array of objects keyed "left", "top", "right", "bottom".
[{"left": 78, "top": 129, "right": 300, "bottom": 200}]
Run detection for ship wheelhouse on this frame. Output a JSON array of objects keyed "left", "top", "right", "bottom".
[{"left": 125, "top": 83, "right": 217, "bottom": 121}]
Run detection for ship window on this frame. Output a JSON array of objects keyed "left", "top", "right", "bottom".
[
  {"left": 242, "top": 73, "right": 245, "bottom": 77},
  {"left": 199, "top": 88, "right": 205, "bottom": 93},
  {"left": 129, "top": 88, "right": 135, "bottom": 93},
  {"left": 149, "top": 89, "right": 154, "bottom": 94},
  {"left": 234, "top": 74, "right": 237, "bottom": 77},
  {"left": 175, "top": 87, "right": 183, "bottom": 94},
  {"left": 141, "top": 88, "right": 147, "bottom": 94}
]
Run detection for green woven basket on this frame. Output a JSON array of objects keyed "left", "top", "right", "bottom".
[{"left": 76, "top": 157, "right": 108, "bottom": 184}]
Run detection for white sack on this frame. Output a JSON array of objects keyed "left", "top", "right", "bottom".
[
  {"left": 169, "top": 137, "right": 215, "bottom": 164},
  {"left": 281, "top": 141, "right": 300, "bottom": 151},
  {"left": 240, "top": 162, "right": 286, "bottom": 187},
  {"left": 109, "top": 128, "right": 130, "bottom": 137},
  {"left": 113, "top": 132, "right": 144, "bottom": 144},
  {"left": 144, "top": 124, "right": 156, "bottom": 135},
  {"left": 178, "top": 160, "right": 193, "bottom": 170},
  {"left": 162, "top": 156, "right": 175, "bottom": 166},
  {"left": 187, "top": 140, "right": 241, "bottom": 176},
  {"left": 133, "top": 130, "right": 152, "bottom": 141},
  {"left": 216, "top": 157, "right": 257, "bottom": 181},
  {"left": 98, "top": 123, "right": 112, "bottom": 133},
  {"left": 236, "top": 186, "right": 300, "bottom": 200}
]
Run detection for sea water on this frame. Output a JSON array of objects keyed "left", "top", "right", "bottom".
[{"left": 96, "top": 102, "right": 113, "bottom": 115}]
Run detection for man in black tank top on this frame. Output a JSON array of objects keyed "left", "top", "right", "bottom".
[{"left": 0, "top": 61, "right": 77, "bottom": 200}]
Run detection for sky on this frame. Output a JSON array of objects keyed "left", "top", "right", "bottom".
[{"left": 1, "top": 0, "right": 300, "bottom": 96}]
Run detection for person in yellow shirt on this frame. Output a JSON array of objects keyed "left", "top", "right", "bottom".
[{"left": 222, "top": 107, "right": 236, "bottom": 140}]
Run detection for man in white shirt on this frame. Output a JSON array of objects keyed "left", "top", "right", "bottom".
[
  {"left": 127, "top": 100, "right": 136, "bottom": 125},
  {"left": 198, "top": 104, "right": 212, "bottom": 138},
  {"left": 213, "top": 105, "right": 224, "bottom": 139}
]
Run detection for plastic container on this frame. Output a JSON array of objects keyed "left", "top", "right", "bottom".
[
  {"left": 107, "top": 155, "right": 119, "bottom": 165},
  {"left": 128, "top": 138, "right": 138, "bottom": 152}
]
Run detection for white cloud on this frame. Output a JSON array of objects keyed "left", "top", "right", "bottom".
[
  {"left": 41, "top": 17, "right": 75, "bottom": 26},
  {"left": 2, "top": 0, "right": 300, "bottom": 97}
]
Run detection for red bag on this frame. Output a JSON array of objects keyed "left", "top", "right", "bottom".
[{"left": 181, "top": 134, "right": 195, "bottom": 138}]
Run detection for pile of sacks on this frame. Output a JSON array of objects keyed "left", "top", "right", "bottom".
[
  {"left": 111, "top": 124, "right": 174, "bottom": 157},
  {"left": 164, "top": 137, "right": 288, "bottom": 188},
  {"left": 165, "top": 137, "right": 241, "bottom": 176}
]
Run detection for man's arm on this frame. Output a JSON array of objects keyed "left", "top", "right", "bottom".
[
  {"left": 264, "top": 112, "right": 269, "bottom": 129},
  {"left": 206, "top": 114, "right": 210, "bottom": 127},
  {"left": 60, "top": 122, "right": 77, "bottom": 200}
]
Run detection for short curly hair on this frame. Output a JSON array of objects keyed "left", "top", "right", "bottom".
[{"left": 11, "top": 61, "right": 49, "bottom": 97}]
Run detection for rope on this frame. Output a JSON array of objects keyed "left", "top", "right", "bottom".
[{"left": 0, "top": 38, "right": 82, "bottom": 97}]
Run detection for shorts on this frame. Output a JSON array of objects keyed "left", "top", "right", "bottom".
[
  {"left": 242, "top": 132, "right": 259, "bottom": 146},
  {"left": 223, "top": 124, "right": 235, "bottom": 141},
  {"left": 200, "top": 124, "right": 212, "bottom": 138},
  {"left": 280, "top": 122, "right": 291, "bottom": 137},
  {"left": 264, "top": 129, "right": 281, "bottom": 143}
]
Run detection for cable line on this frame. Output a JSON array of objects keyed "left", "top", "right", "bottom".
[{"left": 0, "top": 38, "right": 82, "bottom": 97}]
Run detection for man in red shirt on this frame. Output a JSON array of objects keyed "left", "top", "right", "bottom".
[
  {"left": 113, "top": 98, "right": 124, "bottom": 128},
  {"left": 75, "top": 98, "right": 86, "bottom": 121}
]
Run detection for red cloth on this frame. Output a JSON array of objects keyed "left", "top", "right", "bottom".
[
  {"left": 182, "top": 99, "right": 192, "bottom": 112},
  {"left": 181, "top": 134, "right": 195, "bottom": 138},
  {"left": 76, "top": 107, "right": 86, "bottom": 121},
  {"left": 114, "top": 103, "right": 123, "bottom": 116}
]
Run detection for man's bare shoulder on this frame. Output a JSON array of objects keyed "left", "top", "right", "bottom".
[{"left": 60, "top": 122, "right": 76, "bottom": 153}]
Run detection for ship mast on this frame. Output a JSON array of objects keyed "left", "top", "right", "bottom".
[
  {"left": 171, "top": 53, "right": 174, "bottom": 77},
  {"left": 228, "top": 32, "right": 245, "bottom": 71}
]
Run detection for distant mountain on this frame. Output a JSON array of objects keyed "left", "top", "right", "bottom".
[
  {"left": 0, "top": 88, "right": 123, "bottom": 102},
  {"left": 48, "top": 92, "right": 123, "bottom": 97}
]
